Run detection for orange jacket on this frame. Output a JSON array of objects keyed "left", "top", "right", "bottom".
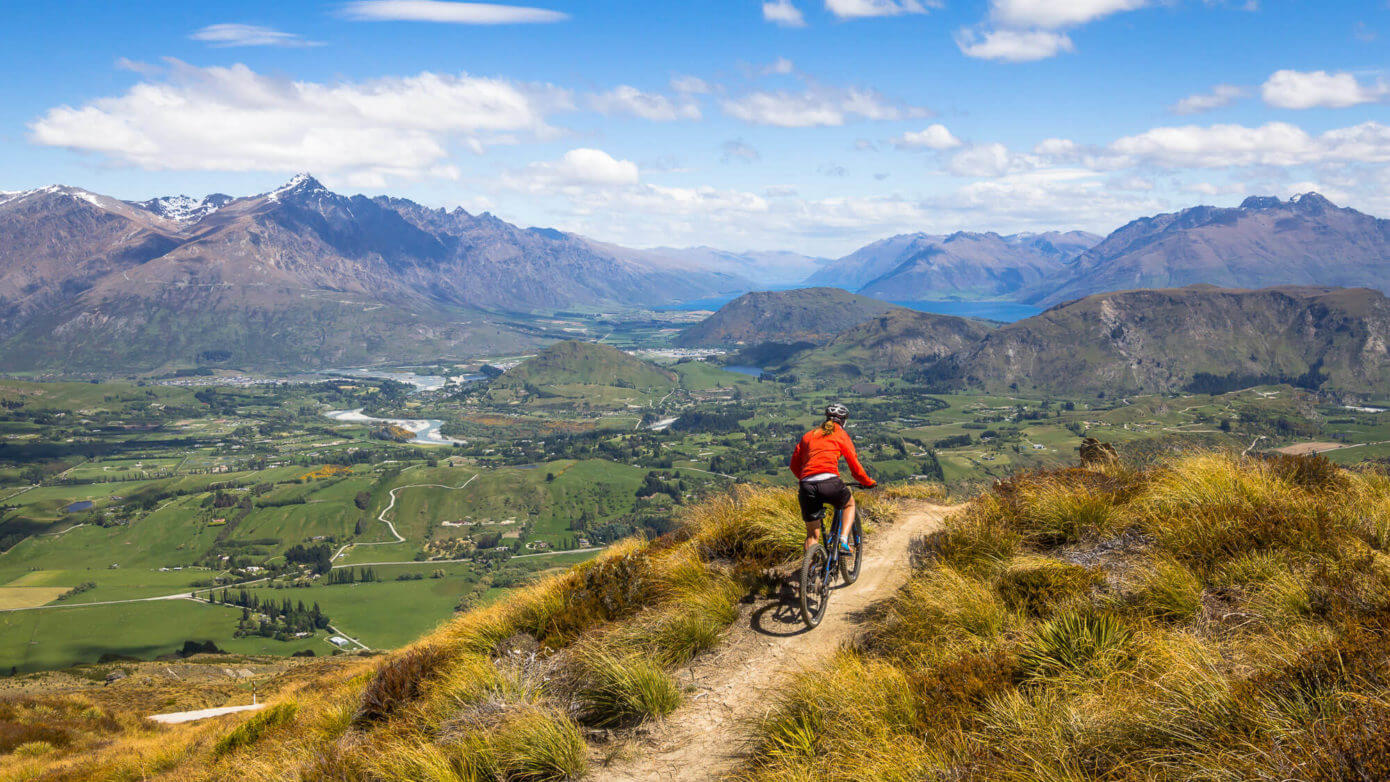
[{"left": 789, "top": 423, "right": 874, "bottom": 486}]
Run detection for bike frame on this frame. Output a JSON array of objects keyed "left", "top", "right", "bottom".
[{"left": 819, "top": 506, "right": 845, "bottom": 584}]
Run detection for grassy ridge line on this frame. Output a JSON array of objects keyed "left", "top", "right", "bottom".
[
  {"left": 0, "top": 484, "right": 904, "bottom": 781},
  {"left": 738, "top": 453, "right": 1390, "bottom": 782}
]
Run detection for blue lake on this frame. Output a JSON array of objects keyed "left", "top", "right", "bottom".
[
  {"left": 887, "top": 300, "right": 1043, "bottom": 323},
  {"left": 723, "top": 365, "right": 764, "bottom": 377},
  {"left": 658, "top": 290, "right": 1042, "bottom": 323},
  {"left": 64, "top": 500, "right": 94, "bottom": 513}
]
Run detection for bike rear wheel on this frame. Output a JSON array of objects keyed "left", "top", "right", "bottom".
[
  {"left": 839, "top": 519, "right": 863, "bottom": 585},
  {"left": 799, "top": 543, "right": 830, "bottom": 628}
]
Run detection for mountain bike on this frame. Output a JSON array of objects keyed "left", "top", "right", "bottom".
[{"left": 798, "top": 483, "right": 869, "bottom": 629}]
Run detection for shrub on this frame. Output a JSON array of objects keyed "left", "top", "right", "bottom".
[
  {"left": 1265, "top": 453, "right": 1346, "bottom": 493},
  {"left": 687, "top": 485, "right": 805, "bottom": 567},
  {"left": 214, "top": 702, "right": 298, "bottom": 757},
  {"left": 1131, "top": 558, "right": 1203, "bottom": 621},
  {"left": 997, "top": 556, "right": 1101, "bottom": 616},
  {"left": 872, "top": 567, "right": 1007, "bottom": 657},
  {"left": 1310, "top": 702, "right": 1390, "bottom": 781},
  {"left": 457, "top": 708, "right": 589, "bottom": 782},
  {"left": 1019, "top": 611, "right": 1134, "bottom": 678},
  {"left": 570, "top": 650, "right": 681, "bottom": 727},
  {"left": 752, "top": 652, "right": 919, "bottom": 769},
  {"left": 12, "top": 740, "right": 55, "bottom": 757},
  {"left": 356, "top": 644, "right": 451, "bottom": 724},
  {"left": 1016, "top": 482, "right": 1122, "bottom": 545},
  {"left": 918, "top": 498, "right": 1019, "bottom": 576}
]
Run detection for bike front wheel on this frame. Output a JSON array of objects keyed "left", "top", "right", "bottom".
[
  {"left": 799, "top": 543, "right": 830, "bottom": 628},
  {"left": 839, "top": 519, "right": 863, "bottom": 585}
]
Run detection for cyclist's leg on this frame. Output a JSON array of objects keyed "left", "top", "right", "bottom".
[
  {"left": 840, "top": 493, "right": 856, "bottom": 546},
  {"left": 797, "top": 482, "right": 825, "bottom": 551}
]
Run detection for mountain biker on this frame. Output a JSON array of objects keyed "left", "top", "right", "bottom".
[{"left": 789, "top": 403, "right": 875, "bottom": 554}]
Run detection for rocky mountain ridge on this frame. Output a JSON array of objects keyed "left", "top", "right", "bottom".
[{"left": 0, "top": 175, "right": 751, "bottom": 371}]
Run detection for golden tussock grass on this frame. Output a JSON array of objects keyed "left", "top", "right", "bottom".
[
  {"left": 738, "top": 452, "right": 1390, "bottom": 782},
  {"left": 4, "top": 483, "right": 904, "bottom": 782}
]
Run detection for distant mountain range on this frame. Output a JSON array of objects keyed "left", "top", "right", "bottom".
[
  {"left": 807, "top": 231, "right": 1102, "bottom": 301},
  {"left": 1026, "top": 194, "right": 1390, "bottom": 306},
  {"left": 641, "top": 247, "right": 828, "bottom": 287},
  {"left": 0, "top": 175, "right": 749, "bottom": 372},
  {"left": 5, "top": 172, "right": 1390, "bottom": 377},
  {"left": 813, "top": 194, "right": 1390, "bottom": 308},
  {"left": 686, "top": 285, "right": 1390, "bottom": 396}
]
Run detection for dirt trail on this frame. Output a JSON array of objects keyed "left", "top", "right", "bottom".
[{"left": 597, "top": 501, "right": 962, "bottom": 782}]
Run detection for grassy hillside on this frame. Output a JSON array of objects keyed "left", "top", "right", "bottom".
[
  {"left": 493, "top": 341, "right": 674, "bottom": 389},
  {"left": 488, "top": 341, "right": 677, "bottom": 410},
  {"left": 675, "top": 287, "right": 902, "bottom": 348},
  {"left": 789, "top": 309, "right": 995, "bottom": 380},
  {"left": 0, "top": 486, "right": 895, "bottom": 780},
  {"left": 741, "top": 453, "right": 1390, "bottom": 781},
  {"left": 6, "top": 453, "right": 1390, "bottom": 781},
  {"left": 0, "top": 292, "right": 543, "bottom": 375}
]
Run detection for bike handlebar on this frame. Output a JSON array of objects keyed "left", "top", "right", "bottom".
[{"left": 847, "top": 482, "right": 880, "bottom": 490}]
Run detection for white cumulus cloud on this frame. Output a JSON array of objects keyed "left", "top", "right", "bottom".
[
  {"left": 1261, "top": 69, "right": 1387, "bottom": 110},
  {"left": 763, "top": 0, "right": 807, "bottom": 27},
  {"left": 340, "top": 1, "right": 569, "bottom": 24},
  {"left": 948, "top": 143, "right": 1038, "bottom": 177},
  {"left": 190, "top": 24, "right": 323, "bottom": 48},
  {"left": 825, "top": 0, "right": 938, "bottom": 19},
  {"left": 722, "top": 84, "right": 925, "bottom": 127},
  {"left": 588, "top": 86, "right": 700, "bottom": 121},
  {"left": 1169, "top": 84, "right": 1246, "bottom": 115},
  {"left": 893, "top": 124, "right": 963, "bottom": 150},
  {"left": 29, "top": 60, "right": 571, "bottom": 182},
  {"left": 1108, "top": 121, "right": 1390, "bottom": 168},
  {"left": 990, "top": 0, "right": 1148, "bottom": 29},
  {"left": 956, "top": 28, "right": 1074, "bottom": 62},
  {"left": 763, "top": 57, "right": 796, "bottom": 75},
  {"left": 670, "top": 75, "right": 711, "bottom": 94},
  {"left": 514, "top": 148, "right": 640, "bottom": 187}
]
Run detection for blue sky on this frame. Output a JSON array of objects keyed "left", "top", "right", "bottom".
[{"left": 3, "top": 0, "right": 1388, "bottom": 254}]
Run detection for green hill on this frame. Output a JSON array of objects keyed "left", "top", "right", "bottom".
[
  {"left": 488, "top": 340, "right": 677, "bottom": 409},
  {"left": 790, "top": 308, "right": 995, "bottom": 379},
  {"left": 675, "top": 287, "right": 902, "bottom": 347},
  {"left": 494, "top": 341, "right": 675, "bottom": 389}
]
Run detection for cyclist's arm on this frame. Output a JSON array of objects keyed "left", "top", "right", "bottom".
[
  {"left": 789, "top": 435, "right": 807, "bottom": 477},
  {"left": 837, "top": 431, "right": 874, "bottom": 487}
]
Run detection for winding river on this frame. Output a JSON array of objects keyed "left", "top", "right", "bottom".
[{"left": 323, "top": 408, "right": 464, "bottom": 446}]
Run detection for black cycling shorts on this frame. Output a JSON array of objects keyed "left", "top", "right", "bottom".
[{"left": 798, "top": 477, "right": 851, "bottom": 523}]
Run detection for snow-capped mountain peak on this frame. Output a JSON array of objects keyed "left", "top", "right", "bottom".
[
  {"left": 0, "top": 184, "right": 111, "bottom": 210},
  {"left": 134, "top": 193, "right": 233, "bottom": 222},
  {"left": 268, "top": 172, "right": 329, "bottom": 201}
]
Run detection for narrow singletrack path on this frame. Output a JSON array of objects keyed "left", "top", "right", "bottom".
[{"left": 597, "top": 501, "right": 962, "bottom": 782}]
